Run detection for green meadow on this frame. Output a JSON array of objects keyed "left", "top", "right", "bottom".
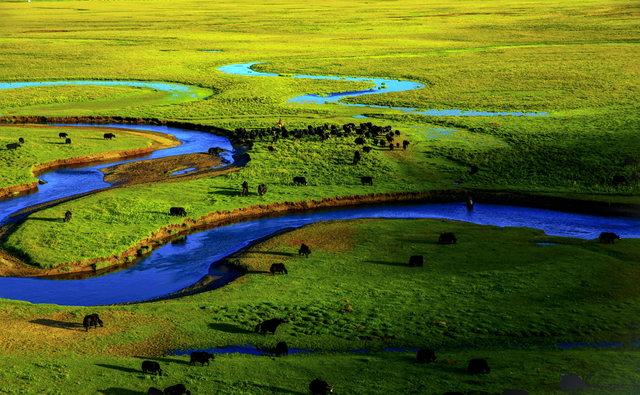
[{"left": 0, "top": 0, "right": 639, "bottom": 393}]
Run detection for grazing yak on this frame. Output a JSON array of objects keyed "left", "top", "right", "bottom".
[
  {"left": 241, "top": 181, "right": 249, "bottom": 197},
  {"left": 255, "top": 318, "right": 286, "bottom": 336},
  {"left": 379, "top": 140, "right": 386, "bottom": 147},
  {"left": 613, "top": 175, "right": 629, "bottom": 185},
  {"left": 470, "top": 165, "right": 479, "bottom": 175},
  {"left": 82, "top": 313, "right": 103, "bottom": 332},
  {"left": 361, "top": 176, "right": 373, "bottom": 186},
  {"left": 309, "top": 378, "right": 334, "bottom": 394},
  {"left": 6, "top": 143, "right": 20, "bottom": 150},
  {"left": 439, "top": 232, "right": 457, "bottom": 244},
  {"left": 147, "top": 388, "right": 164, "bottom": 395},
  {"left": 623, "top": 157, "right": 638, "bottom": 166},
  {"left": 170, "top": 207, "right": 187, "bottom": 217},
  {"left": 599, "top": 232, "right": 621, "bottom": 244},
  {"left": 142, "top": 361, "right": 163, "bottom": 376},
  {"left": 402, "top": 140, "right": 410, "bottom": 149},
  {"left": 354, "top": 137, "right": 366, "bottom": 145},
  {"left": 162, "top": 384, "right": 191, "bottom": 395},
  {"left": 63, "top": 210, "right": 72, "bottom": 223},
  {"left": 416, "top": 348, "right": 436, "bottom": 363},
  {"left": 258, "top": 184, "right": 267, "bottom": 196},
  {"left": 467, "top": 197, "right": 474, "bottom": 210},
  {"left": 270, "top": 263, "right": 288, "bottom": 275},
  {"left": 65, "top": 138, "right": 71, "bottom": 144},
  {"left": 18, "top": 137, "right": 25, "bottom": 144},
  {"left": 409, "top": 255, "right": 424, "bottom": 267},
  {"left": 189, "top": 351, "right": 214, "bottom": 366},
  {"left": 275, "top": 341, "right": 288, "bottom": 356},
  {"left": 468, "top": 358, "right": 490, "bottom": 375},
  {"left": 389, "top": 143, "right": 394, "bottom": 150},
  {"left": 560, "top": 374, "right": 587, "bottom": 392},
  {"left": 353, "top": 150, "right": 361, "bottom": 165},
  {"left": 299, "top": 243, "right": 311, "bottom": 258},
  {"left": 268, "top": 145, "right": 275, "bottom": 151},
  {"left": 293, "top": 176, "right": 308, "bottom": 186},
  {"left": 59, "top": 132, "right": 68, "bottom": 139},
  {"left": 103, "top": 133, "right": 116, "bottom": 140}
]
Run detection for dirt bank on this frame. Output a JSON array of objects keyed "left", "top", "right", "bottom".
[{"left": 0, "top": 125, "right": 181, "bottom": 199}]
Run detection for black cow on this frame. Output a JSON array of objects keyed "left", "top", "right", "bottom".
[
  {"left": 258, "top": 184, "right": 267, "bottom": 196},
  {"left": 59, "top": 132, "right": 68, "bottom": 139},
  {"left": 270, "top": 263, "right": 288, "bottom": 275},
  {"left": 147, "top": 388, "right": 163, "bottom": 395},
  {"left": 170, "top": 207, "right": 187, "bottom": 217},
  {"left": 409, "top": 255, "right": 423, "bottom": 267},
  {"left": 299, "top": 243, "right": 311, "bottom": 258},
  {"left": 354, "top": 137, "right": 365, "bottom": 145},
  {"left": 18, "top": 137, "right": 24, "bottom": 144},
  {"left": 623, "top": 157, "right": 638, "bottom": 166},
  {"left": 361, "top": 176, "right": 373, "bottom": 186},
  {"left": 402, "top": 140, "right": 410, "bottom": 149},
  {"left": 467, "top": 197, "right": 473, "bottom": 210},
  {"left": 362, "top": 146, "right": 371, "bottom": 153},
  {"left": 470, "top": 165, "right": 479, "bottom": 175},
  {"left": 63, "top": 210, "right": 72, "bottom": 223},
  {"left": 255, "top": 318, "right": 286, "bottom": 336},
  {"left": 103, "top": 133, "right": 116, "bottom": 140},
  {"left": 275, "top": 341, "right": 288, "bottom": 356},
  {"left": 268, "top": 145, "right": 275, "bottom": 151},
  {"left": 599, "top": 232, "right": 621, "bottom": 244},
  {"left": 6, "top": 143, "right": 20, "bottom": 150},
  {"left": 82, "top": 313, "right": 103, "bottom": 332},
  {"left": 163, "top": 384, "right": 191, "bottom": 395},
  {"left": 613, "top": 175, "right": 629, "bottom": 186},
  {"left": 293, "top": 176, "right": 308, "bottom": 186},
  {"left": 416, "top": 348, "right": 436, "bottom": 363},
  {"left": 353, "top": 151, "right": 361, "bottom": 165},
  {"left": 241, "top": 181, "right": 249, "bottom": 197},
  {"left": 560, "top": 374, "right": 587, "bottom": 392},
  {"left": 439, "top": 232, "right": 457, "bottom": 244},
  {"left": 389, "top": 143, "right": 394, "bottom": 150},
  {"left": 502, "top": 390, "right": 530, "bottom": 395},
  {"left": 379, "top": 140, "right": 386, "bottom": 147},
  {"left": 309, "top": 378, "right": 334, "bottom": 394},
  {"left": 468, "top": 358, "right": 490, "bottom": 374},
  {"left": 142, "top": 361, "right": 163, "bottom": 376},
  {"left": 65, "top": 138, "right": 71, "bottom": 144},
  {"left": 189, "top": 351, "right": 214, "bottom": 366}
]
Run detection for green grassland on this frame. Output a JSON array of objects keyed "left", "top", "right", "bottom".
[
  {"left": 0, "top": 126, "right": 155, "bottom": 188},
  {"left": 0, "top": 0, "right": 639, "bottom": 393},
  {"left": 0, "top": 219, "right": 639, "bottom": 394}
]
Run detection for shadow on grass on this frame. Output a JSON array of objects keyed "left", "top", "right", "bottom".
[
  {"left": 95, "top": 364, "right": 139, "bottom": 374},
  {"left": 26, "top": 217, "right": 63, "bottom": 222},
  {"left": 29, "top": 318, "right": 83, "bottom": 330},
  {"left": 250, "top": 383, "right": 306, "bottom": 395},
  {"left": 248, "top": 251, "right": 296, "bottom": 257},
  {"left": 98, "top": 388, "right": 141, "bottom": 395},
  {"left": 364, "top": 260, "right": 410, "bottom": 267},
  {"left": 208, "top": 322, "right": 255, "bottom": 334},
  {"left": 134, "top": 356, "right": 190, "bottom": 365}
]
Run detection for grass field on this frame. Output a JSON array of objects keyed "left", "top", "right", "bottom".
[{"left": 0, "top": 0, "right": 639, "bottom": 393}]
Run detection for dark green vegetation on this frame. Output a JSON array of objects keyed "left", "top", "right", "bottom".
[
  {"left": 0, "top": 0, "right": 639, "bottom": 393},
  {"left": 1, "top": 219, "right": 639, "bottom": 394}
]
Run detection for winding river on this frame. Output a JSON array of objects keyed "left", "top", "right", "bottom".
[{"left": 0, "top": 63, "right": 635, "bottom": 307}]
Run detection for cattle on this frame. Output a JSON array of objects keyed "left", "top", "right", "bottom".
[
  {"left": 272, "top": 135, "right": 278, "bottom": 144},
  {"left": 82, "top": 313, "right": 103, "bottom": 332},
  {"left": 354, "top": 137, "right": 365, "bottom": 145},
  {"left": 275, "top": 341, "right": 288, "bottom": 356},
  {"left": 59, "top": 132, "right": 68, "bottom": 139},
  {"left": 386, "top": 134, "right": 394, "bottom": 142},
  {"left": 6, "top": 143, "right": 20, "bottom": 150},
  {"left": 268, "top": 145, "right": 275, "bottom": 151},
  {"left": 439, "top": 232, "right": 457, "bottom": 244},
  {"left": 470, "top": 165, "right": 479, "bottom": 175},
  {"left": 613, "top": 175, "right": 629, "bottom": 186},
  {"left": 396, "top": 143, "right": 399, "bottom": 148},
  {"left": 560, "top": 374, "right": 587, "bottom": 392},
  {"left": 142, "top": 361, "right": 163, "bottom": 376},
  {"left": 63, "top": 210, "right": 72, "bottom": 223},
  {"left": 255, "top": 318, "right": 286, "bottom": 336},
  {"left": 395, "top": 130, "right": 400, "bottom": 135},
  {"left": 599, "top": 232, "right": 621, "bottom": 244},
  {"left": 361, "top": 176, "right": 373, "bottom": 186},
  {"left": 18, "top": 137, "right": 24, "bottom": 144},
  {"left": 169, "top": 207, "right": 187, "bottom": 217},
  {"left": 65, "top": 138, "right": 71, "bottom": 144},
  {"left": 389, "top": 143, "right": 394, "bottom": 150},
  {"left": 502, "top": 390, "right": 530, "bottom": 395},
  {"left": 409, "top": 255, "right": 423, "bottom": 267},
  {"left": 293, "top": 176, "right": 308, "bottom": 186},
  {"left": 241, "top": 181, "right": 249, "bottom": 197},
  {"left": 189, "top": 351, "right": 214, "bottom": 366},
  {"left": 208, "top": 147, "right": 226, "bottom": 156},
  {"left": 467, "top": 197, "right": 473, "bottom": 210},
  {"left": 379, "top": 140, "right": 386, "bottom": 147},
  {"left": 299, "top": 243, "right": 311, "bottom": 258},
  {"left": 163, "top": 384, "right": 191, "bottom": 395},
  {"left": 623, "top": 157, "right": 638, "bottom": 166},
  {"left": 632, "top": 172, "right": 640, "bottom": 183},
  {"left": 416, "top": 348, "right": 436, "bottom": 363},
  {"left": 402, "top": 140, "right": 410, "bottom": 149},
  {"left": 309, "top": 378, "right": 333, "bottom": 394},
  {"left": 147, "top": 388, "right": 163, "bottom": 395},
  {"left": 468, "top": 358, "right": 490, "bottom": 375},
  {"left": 258, "top": 184, "right": 267, "bottom": 196},
  {"left": 103, "top": 133, "right": 116, "bottom": 140},
  {"left": 353, "top": 151, "right": 361, "bottom": 165},
  {"left": 270, "top": 263, "right": 288, "bottom": 275},
  {"left": 362, "top": 146, "right": 371, "bottom": 153}
]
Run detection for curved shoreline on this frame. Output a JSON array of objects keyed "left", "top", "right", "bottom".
[{"left": 0, "top": 124, "right": 182, "bottom": 199}]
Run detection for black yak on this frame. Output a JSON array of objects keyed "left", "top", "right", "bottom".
[{"left": 255, "top": 318, "right": 286, "bottom": 336}]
